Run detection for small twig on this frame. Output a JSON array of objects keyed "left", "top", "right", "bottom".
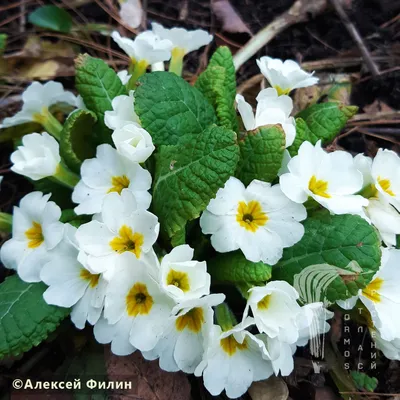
[
  {"left": 357, "top": 128, "right": 400, "bottom": 145},
  {"left": 330, "top": 0, "right": 380, "bottom": 77},
  {"left": 348, "top": 111, "right": 400, "bottom": 123},
  {"left": 232, "top": 0, "right": 328, "bottom": 70}
]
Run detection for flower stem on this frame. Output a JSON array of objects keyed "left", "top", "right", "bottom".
[
  {"left": 51, "top": 161, "right": 80, "bottom": 189},
  {"left": 33, "top": 107, "right": 63, "bottom": 140},
  {"left": 168, "top": 48, "right": 185, "bottom": 76},
  {"left": 215, "top": 303, "right": 236, "bottom": 332},
  {"left": 127, "top": 60, "right": 148, "bottom": 91},
  {"left": 0, "top": 212, "right": 12, "bottom": 233}
]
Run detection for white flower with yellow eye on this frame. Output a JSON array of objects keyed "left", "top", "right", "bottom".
[
  {"left": 194, "top": 318, "right": 274, "bottom": 399},
  {"left": 94, "top": 252, "right": 174, "bottom": 355},
  {"left": 200, "top": 177, "right": 306, "bottom": 264},
  {"left": 356, "top": 248, "right": 400, "bottom": 342},
  {"left": 280, "top": 141, "right": 368, "bottom": 215},
  {"left": 104, "top": 91, "right": 140, "bottom": 131},
  {"left": 118, "top": 0, "right": 142, "bottom": 29},
  {"left": 353, "top": 153, "right": 400, "bottom": 246},
  {"left": 112, "top": 124, "right": 155, "bottom": 163},
  {"left": 0, "top": 192, "right": 64, "bottom": 282},
  {"left": 370, "top": 327, "right": 400, "bottom": 361},
  {"left": 41, "top": 224, "right": 107, "bottom": 329},
  {"left": 0, "top": 81, "right": 76, "bottom": 128},
  {"left": 159, "top": 245, "right": 211, "bottom": 302},
  {"left": 235, "top": 88, "right": 296, "bottom": 147},
  {"left": 146, "top": 294, "right": 225, "bottom": 373},
  {"left": 257, "top": 56, "right": 318, "bottom": 95},
  {"left": 117, "top": 70, "right": 132, "bottom": 85},
  {"left": 72, "top": 144, "right": 151, "bottom": 215},
  {"left": 152, "top": 22, "right": 213, "bottom": 57},
  {"left": 76, "top": 190, "right": 159, "bottom": 280},
  {"left": 11, "top": 132, "right": 61, "bottom": 181},
  {"left": 243, "top": 281, "right": 303, "bottom": 344},
  {"left": 111, "top": 31, "right": 172, "bottom": 65}
]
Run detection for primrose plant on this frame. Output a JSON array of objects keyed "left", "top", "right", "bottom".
[{"left": 1, "top": 22, "right": 400, "bottom": 399}]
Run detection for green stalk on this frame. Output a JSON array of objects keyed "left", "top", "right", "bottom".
[
  {"left": 127, "top": 60, "right": 148, "bottom": 91},
  {"left": 51, "top": 161, "right": 80, "bottom": 189},
  {"left": 168, "top": 48, "right": 185, "bottom": 76},
  {"left": 215, "top": 303, "right": 236, "bottom": 332},
  {"left": 33, "top": 107, "right": 63, "bottom": 140}
]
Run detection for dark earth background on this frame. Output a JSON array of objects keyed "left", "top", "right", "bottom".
[{"left": 0, "top": 0, "right": 400, "bottom": 399}]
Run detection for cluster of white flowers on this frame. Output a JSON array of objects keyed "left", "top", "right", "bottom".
[{"left": 2, "top": 39, "right": 400, "bottom": 398}]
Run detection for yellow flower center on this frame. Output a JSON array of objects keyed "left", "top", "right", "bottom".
[
  {"left": 126, "top": 282, "right": 154, "bottom": 316},
  {"left": 25, "top": 221, "right": 44, "bottom": 249},
  {"left": 257, "top": 294, "right": 272, "bottom": 310},
  {"left": 166, "top": 269, "right": 190, "bottom": 292},
  {"left": 108, "top": 175, "right": 130, "bottom": 195},
  {"left": 274, "top": 85, "right": 291, "bottom": 96},
  {"left": 308, "top": 175, "right": 331, "bottom": 198},
  {"left": 175, "top": 307, "right": 205, "bottom": 333},
  {"left": 109, "top": 225, "right": 144, "bottom": 258},
  {"left": 236, "top": 200, "right": 268, "bottom": 232},
  {"left": 80, "top": 269, "right": 101, "bottom": 288},
  {"left": 220, "top": 335, "right": 248, "bottom": 356},
  {"left": 378, "top": 177, "right": 395, "bottom": 197},
  {"left": 362, "top": 277, "right": 384, "bottom": 303}
]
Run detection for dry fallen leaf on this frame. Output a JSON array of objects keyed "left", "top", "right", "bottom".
[
  {"left": 105, "top": 347, "right": 192, "bottom": 400},
  {"left": 248, "top": 376, "right": 289, "bottom": 400},
  {"left": 293, "top": 85, "right": 322, "bottom": 114},
  {"left": 363, "top": 99, "right": 394, "bottom": 115},
  {"left": 211, "top": 0, "right": 252, "bottom": 35}
]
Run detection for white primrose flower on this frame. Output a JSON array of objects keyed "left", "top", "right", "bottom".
[
  {"left": 40, "top": 224, "right": 108, "bottom": 329},
  {"left": 152, "top": 22, "right": 213, "bottom": 56},
  {"left": 94, "top": 252, "right": 174, "bottom": 355},
  {"left": 236, "top": 88, "right": 296, "bottom": 147},
  {"left": 280, "top": 140, "right": 368, "bottom": 215},
  {"left": 76, "top": 190, "right": 159, "bottom": 280},
  {"left": 159, "top": 245, "right": 211, "bottom": 302},
  {"left": 200, "top": 177, "right": 306, "bottom": 264},
  {"left": 112, "top": 124, "right": 155, "bottom": 163},
  {"left": 0, "top": 81, "right": 77, "bottom": 128},
  {"left": 72, "top": 144, "right": 151, "bottom": 215},
  {"left": 355, "top": 248, "right": 400, "bottom": 342},
  {"left": 104, "top": 91, "right": 140, "bottom": 131},
  {"left": 75, "top": 95, "right": 87, "bottom": 110},
  {"left": 257, "top": 56, "right": 319, "bottom": 95},
  {"left": 370, "top": 327, "right": 400, "bottom": 361},
  {"left": 0, "top": 192, "right": 64, "bottom": 282},
  {"left": 243, "top": 281, "right": 303, "bottom": 344},
  {"left": 111, "top": 30, "right": 172, "bottom": 65},
  {"left": 117, "top": 70, "right": 132, "bottom": 85},
  {"left": 194, "top": 317, "right": 273, "bottom": 399},
  {"left": 119, "top": 0, "right": 142, "bottom": 29},
  {"left": 146, "top": 294, "right": 225, "bottom": 373},
  {"left": 10, "top": 132, "right": 61, "bottom": 181}
]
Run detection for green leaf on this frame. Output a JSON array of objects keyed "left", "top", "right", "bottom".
[
  {"left": 135, "top": 71, "right": 216, "bottom": 146},
  {"left": 28, "top": 5, "right": 72, "bottom": 33},
  {"left": 0, "top": 34, "right": 7, "bottom": 55},
  {"left": 0, "top": 275, "right": 70, "bottom": 359},
  {"left": 75, "top": 54, "right": 126, "bottom": 145},
  {"left": 350, "top": 371, "right": 378, "bottom": 392},
  {"left": 288, "top": 103, "right": 358, "bottom": 156},
  {"left": 195, "top": 47, "right": 238, "bottom": 132},
  {"left": 33, "top": 178, "right": 75, "bottom": 210},
  {"left": 272, "top": 213, "right": 381, "bottom": 302},
  {"left": 208, "top": 251, "right": 272, "bottom": 284},
  {"left": 0, "top": 212, "right": 12, "bottom": 233},
  {"left": 60, "top": 109, "right": 97, "bottom": 173},
  {"left": 152, "top": 124, "right": 239, "bottom": 242},
  {"left": 236, "top": 125, "right": 285, "bottom": 185}
]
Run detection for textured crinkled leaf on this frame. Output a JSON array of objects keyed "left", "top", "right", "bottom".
[
  {"left": 152, "top": 124, "right": 239, "bottom": 242},
  {"left": 289, "top": 103, "right": 358, "bottom": 155},
  {"left": 272, "top": 213, "right": 381, "bottom": 302},
  {"left": 350, "top": 371, "right": 378, "bottom": 392},
  {"left": 208, "top": 251, "right": 272, "bottom": 284},
  {"left": 236, "top": 124, "right": 285, "bottom": 185},
  {"left": 135, "top": 71, "right": 216, "bottom": 146},
  {"left": 60, "top": 109, "right": 97, "bottom": 173},
  {"left": 195, "top": 47, "right": 238, "bottom": 132},
  {"left": 0, "top": 275, "right": 70, "bottom": 359},
  {"left": 75, "top": 54, "right": 126, "bottom": 144}
]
